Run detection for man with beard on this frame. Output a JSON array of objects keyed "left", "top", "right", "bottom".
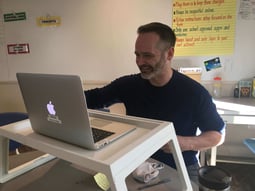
[{"left": 84, "top": 22, "right": 225, "bottom": 183}]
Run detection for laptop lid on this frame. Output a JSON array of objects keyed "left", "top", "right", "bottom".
[{"left": 16, "top": 73, "right": 136, "bottom": 150}]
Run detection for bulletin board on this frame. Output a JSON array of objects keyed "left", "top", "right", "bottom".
[{"left": 172, "top": 0, "right": 236, "bottom": 56}]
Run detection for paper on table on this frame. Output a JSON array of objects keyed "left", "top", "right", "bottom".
[{"left": 94, "top": 172, "right": 110, "bottom": 191}]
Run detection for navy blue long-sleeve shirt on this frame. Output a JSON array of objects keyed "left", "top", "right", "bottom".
[{"left": 85, "top": 69, "right": 225, "bottom": 168}]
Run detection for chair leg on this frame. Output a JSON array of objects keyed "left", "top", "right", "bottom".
[
  {"left": 200, "top": 146, "right": 218, "bottom": 166},
  {"left": 200, "top": 150, "right": 206, "bottom": 166},
  {"left": 209, "top": 146, "right": 217, "bottom": 166}
]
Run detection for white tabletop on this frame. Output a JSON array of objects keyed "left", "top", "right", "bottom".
[
  {"left": 213, "top": 97, "right": 255, "bottom": 125},
  {"left": 0, "top": 110, "right": 193, "bottom": 190}
]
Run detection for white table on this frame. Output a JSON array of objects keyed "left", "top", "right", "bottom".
[
  {"left": 0, "top": 110, "right": 193, "bottom": 191},
  {"left": 214, "top": 97, "right": 255, "bottom": 126}
]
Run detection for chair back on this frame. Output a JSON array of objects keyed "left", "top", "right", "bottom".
[{"left": 0, "top": 112, "right": 28, "bottom": 151}]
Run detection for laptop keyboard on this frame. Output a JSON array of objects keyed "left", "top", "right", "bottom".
[{"left": 92, "top": 128, "right": 114, "bottom": 142}]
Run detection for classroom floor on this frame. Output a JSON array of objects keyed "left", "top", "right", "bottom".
[
  {"left": 3, "top": 150, "right": 255, "bottom": 191},
  {"left": 217, "top": 162, "right": 255, "bottom": 191}
]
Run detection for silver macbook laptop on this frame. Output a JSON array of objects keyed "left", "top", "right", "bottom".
[{"left": 16, "top": 73, "right": 136, "bottom": 150}]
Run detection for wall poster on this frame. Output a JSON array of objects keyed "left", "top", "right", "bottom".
[{"left": 172, "top": 0, "right": 236, "bottom": 56}]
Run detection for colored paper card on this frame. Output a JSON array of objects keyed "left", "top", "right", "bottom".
[
  {"left": 4, "top": 12, "right": 26, "bottom": 22},
  {"left": 204, "top": 57, "right": 221, "bottom": 71},
  {"left": 7, "top": 43, "right": 30, "bottom": 54},
  {"left": 94, "top": 172, "right": 110, "bottom": 191},
  {"left": 37, "top": 16, "right": 61, "bottom": 27}
]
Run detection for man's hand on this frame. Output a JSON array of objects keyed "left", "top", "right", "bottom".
[{"left": 161, "top": 142, "right": 171, "bottom": 153}]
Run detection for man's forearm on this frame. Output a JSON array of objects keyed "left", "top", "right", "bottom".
[{"left": 177, "top": 131, "right": 224, "bottom": 152}]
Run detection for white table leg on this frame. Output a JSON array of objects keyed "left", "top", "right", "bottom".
[
  {"left": 108, "top": 174, "right": 128, "bottom": 191},
  {"left": 0, "top": 135, "right": 56, "bottom": 183},
  {"left": 169, "top": 136, "right": 193, "bottom": 191},
  {"left": 0, "top": 136, "right": 9, "bottom": 180}
]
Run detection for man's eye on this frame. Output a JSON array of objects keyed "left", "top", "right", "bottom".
[
  {"left": 135, "top": 53, "right": 140, "bottom": 57},
  {"left": 143, "top": 54, "right": 154, "bottom": 58},
  {"left": 135, "top": 52, "right": 154, "bottom": 59}
]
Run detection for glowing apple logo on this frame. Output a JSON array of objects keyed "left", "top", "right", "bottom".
[{"left": 47, "top": 101, "right": 56, "bottom": 115}]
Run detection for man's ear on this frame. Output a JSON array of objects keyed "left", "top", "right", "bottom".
[{"left": 167, "top": 47, "right": 174, "bottom": 60}]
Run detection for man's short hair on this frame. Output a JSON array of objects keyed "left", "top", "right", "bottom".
[{"left": 137, "top": 22, "right": 176, "bottom": 48}]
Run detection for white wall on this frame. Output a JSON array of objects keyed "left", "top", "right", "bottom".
[
  {"left": 0, "top": 0, "right": 254, "bottom": 82},
  {"left": 0, "top": 0, "right": 171, "bottom": 81}
]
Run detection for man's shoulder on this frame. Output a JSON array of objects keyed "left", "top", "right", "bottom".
[
  {"left": 173, "top": 70, "right": 205, "bottom": 90},
  {"left": 171, "top": 70, "right": 211, "bottom": 101},
  {"left": 118, "top": 73, "right": 140, "bottom": 80},
  {"left": 107, "top": 73, "right": 145, "bottom": 94},
  {"left": 113, "top": 73, "right": 142, "bottom": 84}
]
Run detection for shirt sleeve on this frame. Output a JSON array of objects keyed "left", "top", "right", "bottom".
[
  {"left": 84, "top": 76, "right": 128, "bottom": 109},
  {"left": 194, "top": 90, "right": 225, "bottom": 134}
]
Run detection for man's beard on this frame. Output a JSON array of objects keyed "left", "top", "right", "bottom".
[
  {"left": 139, "top": 65, "right": 158, "bottom": 79},
  {"left": 139, "top": 56, "right": 165, "bottom": 80}
]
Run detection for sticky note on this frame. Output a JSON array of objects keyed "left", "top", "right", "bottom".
[{"left": 94, "top": 172, "right": 110, "bottom": 191}]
